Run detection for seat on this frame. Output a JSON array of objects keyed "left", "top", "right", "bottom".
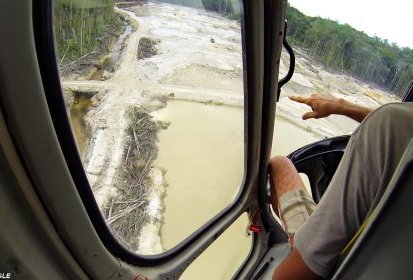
[
  {"left": 330, "top": 138, "right": 413, "bottom": 279},
  {"left": 254, "top": 138, "right": 413, "bottom": 279}
]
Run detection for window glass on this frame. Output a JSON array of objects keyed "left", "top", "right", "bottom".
[
  {"left": 53, "top": 0, "right": 244, "bottom": 255},
  {"left": 180, "top": 213, "right": 252, "bottom": 279},
  {"left": 272, "top": 0, "right": 411, "bottom": 156}
]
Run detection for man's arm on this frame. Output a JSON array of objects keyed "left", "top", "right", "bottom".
[
  {"left": 289, "top": 94, "right": 372, "bottom": 123},
  {"left": 273, "top": 248, "right": 320, "bottom": 280}
]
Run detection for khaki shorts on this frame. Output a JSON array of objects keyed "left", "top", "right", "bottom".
[{"left": 279, "top": 189, "right": 317, "bottom": 234}]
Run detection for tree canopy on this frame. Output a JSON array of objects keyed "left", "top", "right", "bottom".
[
  {"left": 58, "top": 0, "right": 114, "bottom": 8},
  {"left": 158, "top": 0, "right": 241, "bottom": 20},
  {"left": 55, "top": 0, "right": 122, "bottom": 63},
  {"left": 286, "top": 4, "right": 413, "bottom": 97}
]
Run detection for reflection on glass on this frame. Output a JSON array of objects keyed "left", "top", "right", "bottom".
[{"left": 53, "top": 0, "right": 244, "bottom": 255}]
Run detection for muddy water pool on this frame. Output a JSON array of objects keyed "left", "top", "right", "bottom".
[
  {"left": 151, "top": 100, "right": 245, "bottom": 249},
  {"left": 70, "top": 95, "right": 322, "bottom": 276},
  {"left": 151, "top": 99, "right": 322, "bottom": 277},
  {"left": 69, "top": 94, "right": 93, "bottom": 159}
]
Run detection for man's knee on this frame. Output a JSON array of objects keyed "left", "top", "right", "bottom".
[
  {"left": 269, "top": 155, "right": 293, "bottom": 172},
  {"left": 269, "top": 155, "right": 305, "bottom": 192}
]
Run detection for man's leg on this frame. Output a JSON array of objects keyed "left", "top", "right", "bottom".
[
  {"left": 269, "top": 156, "right": 321, "bottom": 279},
  {"left": 268, "top": 156, "right": 316, "bottom": 235}
]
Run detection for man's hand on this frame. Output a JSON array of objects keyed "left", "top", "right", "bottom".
[
  {"left": 289, "top": 94, "right": 372, "bottom": 123},
  {"left": 289, "top": 94, "right": 343, "bottom": 120}
]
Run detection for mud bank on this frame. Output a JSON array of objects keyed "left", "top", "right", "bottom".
[
  {"left": 65, "top": 82, "right": 172, "bottom": 252},
  {"left": 64, "top": 89, "right": 102, "bottom": 159}
]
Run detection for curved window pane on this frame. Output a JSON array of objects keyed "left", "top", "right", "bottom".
[
  {"left": 273, "top": 1, "right": 405, "bottom": 156},
  {"left": 53, "top": 0, "right": 244, "bottom": 255},
  {"left": 181, "top": 214, "right": 252, "bottom": 279}
]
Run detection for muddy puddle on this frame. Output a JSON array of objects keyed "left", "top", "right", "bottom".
[
  {"left": 151, "top": 100, "right": 322, "bottom": 250},
  {"left": 151, "top": 100, "right": 245, "bottom": 250},
  {"left": 148, "top": 99, "right": 324, "bottom": 277},
  {"left": 69, "top": 93, "right": 93, "bottom": 158}
]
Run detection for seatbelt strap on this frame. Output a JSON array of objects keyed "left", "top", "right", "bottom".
[{"left": 340, "top": 207, "right": 377, "bottom": 256}]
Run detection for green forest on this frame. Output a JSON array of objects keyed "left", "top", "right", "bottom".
[
  {"left": 54, "top": 0, "right": 123, "bottom": 64},
  {"left": 157, "top": 0, "right": 241, "bottom": 19},
  {"left": 286, "top": 4, "right": 413, "bottom": 97},
  {"left": 53, "top": 0, "right": 413, "bottom": 96}
]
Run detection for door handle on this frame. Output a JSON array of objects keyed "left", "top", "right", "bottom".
[{"left": 277, "top": 21, "right": 295, "bottom": 101}]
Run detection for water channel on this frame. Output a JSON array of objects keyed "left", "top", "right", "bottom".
[{"left": 89, "top": 23, "right": 133, "bottom": 81}]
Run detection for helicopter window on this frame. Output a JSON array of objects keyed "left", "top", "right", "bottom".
[
  {"left": 180, "top": 213, "right": 252, "bottom": 279},
  {"left": 272, "top": 1, "right": 411, "bottom": 157},
  {"left": 52, "top": 0, "right": 245, "bottom": 256}
]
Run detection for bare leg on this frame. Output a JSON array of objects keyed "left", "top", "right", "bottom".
[
  {"left": 269, "top": 156, "right": 320, "bottom": 279},
  {"left": 268, "top": 156, "right": 306, "bottom": 216}
]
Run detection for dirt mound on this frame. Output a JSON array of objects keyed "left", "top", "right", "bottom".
[{"left": 137, "top": 37, "right": 160, "bottom": 59}]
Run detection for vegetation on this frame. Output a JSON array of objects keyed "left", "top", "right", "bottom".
[
  {"left": 108, "top": 104, "right": 170, "bottom": 252},
  {"left": 201, "top": 0, "right": 239, "bottom": 17},
  {"left": 107, "top": 107, "right": 160, "bottom": 251},
  {"left": 286, "top": 4, "right": 413, "bottom": 97},
  {"left": 137, "top": 37, "right": 160, "bottom": 59},
  {"left": 157, "top": 0, "right": 241, "bottom": 20},
  {"left": 54, "top": 0, "right": 123, "bottom": 64}
]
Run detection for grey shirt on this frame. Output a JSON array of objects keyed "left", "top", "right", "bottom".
[{"left": 294, "top": 102, "right": 413, "bottom": 277}]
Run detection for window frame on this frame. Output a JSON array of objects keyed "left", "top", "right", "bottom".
[
  {"left": 0, "top": 0, "right": 292, "bottom": 277},
  {"left": 31, "top": 0, "right": 270, "bottom": 272}
]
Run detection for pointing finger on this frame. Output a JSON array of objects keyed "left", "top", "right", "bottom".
[{"left": 289, "top": 96, "right": 310, "bottom": 105}]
